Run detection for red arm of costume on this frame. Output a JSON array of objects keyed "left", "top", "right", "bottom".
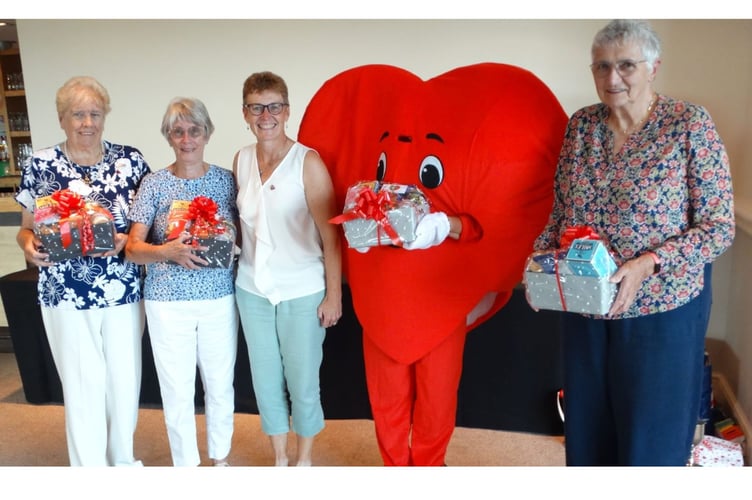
[{"left": 452, "top": 213, "right": 483, "bottom": 243}]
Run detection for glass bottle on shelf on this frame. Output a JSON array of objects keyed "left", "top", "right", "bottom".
[{"left": 0, "top": 136, "right": 9, "bottom": 176}]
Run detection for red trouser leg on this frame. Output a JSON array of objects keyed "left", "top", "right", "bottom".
[
  {"left": 363, "top": 333, "right": 414, "bottom": 466},
  {"left": 363, "top": 325, "right": 467, "bottom": 466},
  {"left": 411, "top": 325, "right": 467, "bottom": 465}
]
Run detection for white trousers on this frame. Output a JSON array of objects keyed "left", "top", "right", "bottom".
[
  {"left": 145, "top": 295, "right": 238, "bottom": 466},
  {"left": 42, "top": 301, "right": 144, "bottom": 466}
]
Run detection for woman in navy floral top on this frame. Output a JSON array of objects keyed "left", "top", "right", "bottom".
[
  {"left": 15, "top": 76, "right": 151, "bottom": 466},
  {"left": 534, "top": 20, "right": 735, "bottom": 465}
]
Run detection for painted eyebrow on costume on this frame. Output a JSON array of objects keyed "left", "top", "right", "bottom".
[
  {"left": 380, "top": 131, "right": 412, "bottom": 143},
  {"left": 379, "top": 132, "right": 443, "bottom": 143}
]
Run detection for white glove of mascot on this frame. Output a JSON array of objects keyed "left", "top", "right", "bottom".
[{"left": 354, "top": 212, "right": 450, "bottom": 252}]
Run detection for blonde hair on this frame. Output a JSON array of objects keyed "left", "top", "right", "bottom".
[{"left": 55, "top": 76, "right": 111, "bottom": 118}]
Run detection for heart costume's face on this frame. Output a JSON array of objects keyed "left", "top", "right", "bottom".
[{"left": 299, "top": 64, "right": 568, "bottom": 363}]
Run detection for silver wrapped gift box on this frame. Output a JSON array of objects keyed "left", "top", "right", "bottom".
[
  {"left": 524, "top": 239, "right": 618, "bottom": 315},
  {"left": 338, "top": 181, "right": 431, "bottom": 249}
]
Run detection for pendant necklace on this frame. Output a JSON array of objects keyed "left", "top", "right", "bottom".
[
  {"left": 63, "top": 141, "right": 105, "bottom": 185},
  {"left": 258, "top": 140, "right": 292, "bottom": 191},
  {"left": 614, "top": 93, "right": 657, "bottom": 136}
]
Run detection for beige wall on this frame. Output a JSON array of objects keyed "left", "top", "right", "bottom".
[{"left": 8, "top": 19, "right": 752, "bottom": 420}]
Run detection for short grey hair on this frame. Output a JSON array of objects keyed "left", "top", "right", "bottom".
[
  {"left": 160, "top": 97, "right": 215, "bottom": 141},
  {"left": 56, "top": 76, "right": 111, "bottom": 119},
  {"left": 592, "top": 19, "right": 662, "bottom": 70}
]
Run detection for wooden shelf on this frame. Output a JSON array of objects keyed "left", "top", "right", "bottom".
[
  {"left": 0, "top": 175, "right": 20, "bottom": 188},
  {"left": 0, "top": 46, "right": 32, "bottom": 176},
  {"left": 0, "top": 196, "right": 19, "bottom": 213}
]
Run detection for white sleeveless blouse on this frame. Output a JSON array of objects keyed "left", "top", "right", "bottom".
[{"left": 235, "top": 142, "right": 325, "bottom": 304}]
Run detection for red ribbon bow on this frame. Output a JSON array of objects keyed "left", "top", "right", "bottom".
[
  {"left": 168, "top": 196, "right": 224, "bottom": 241},
  {"left": 329, "top": 187, "right": 402, "bottom": 246},
  {"left": 51, "top": 189, "right": 94, "bottom": 254},
  {"left": 187, "top": 196, "right": 218, "bottom": 224},
  {"left": 51, "top": 189, "right": 86, "bottom": 219}
]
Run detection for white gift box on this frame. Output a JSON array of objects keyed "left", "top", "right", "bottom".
[{"left": 692, "top": 435, "right": 744, "bottom": 466}]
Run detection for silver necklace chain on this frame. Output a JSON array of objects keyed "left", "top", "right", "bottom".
[{"left": 63, "top": 141, "right": 105, "bottom": 184}]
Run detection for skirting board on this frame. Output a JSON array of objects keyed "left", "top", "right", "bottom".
[{"left": 712, "top": 372, "right": 751, "bottom": 466}]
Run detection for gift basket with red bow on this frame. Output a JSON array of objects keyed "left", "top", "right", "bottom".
[
  {"left": 34, "top": 189, "right": 116, "bottom": 262},
  {"left": 524, "top": 226, "right": 619, "bottom": 315},
  {"left": 330, "top": 180, "right": 431, "bottom": 249},
  {"left": 165, "top": 195, "right": 236, "bottom": 268}
]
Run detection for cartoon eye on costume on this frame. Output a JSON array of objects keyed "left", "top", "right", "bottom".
[
  {"left": 419, "top": 155, "right": 444, "bottom": 189},
  {"left": 376, "top": 151, "right": 387, "bottom": 181}
]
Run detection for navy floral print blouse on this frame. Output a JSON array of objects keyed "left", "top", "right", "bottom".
[
  {"left": 16, "top": 141, "right": 151, "bottom": 309},
  {"left": 534, "top": 94, "right": 735, "bottom": 318}
]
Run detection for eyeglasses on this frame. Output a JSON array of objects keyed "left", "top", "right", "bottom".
[
  {"left": 590, "top": 59, "right": 647, "bottom": 78},
  {"left": 70, "top": 111, "right": 104, "bottom": 122},
  {"left": 169, "top": 126, "right": 204, "bottom": 140},
  {"left": 243, "top": 102, "right": 289, "bottom": 116}
]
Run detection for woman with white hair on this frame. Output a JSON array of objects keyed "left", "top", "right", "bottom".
[
  {"left": 534, "top": 20, "right": 735, "bottom": 465},
  {"left": 15, "top": 76, "right": 151, "bottom": 466},
  {"left": 127, "top": 97, "right": 238, "bottom": 466}
]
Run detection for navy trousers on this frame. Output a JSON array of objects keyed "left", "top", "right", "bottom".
[{"left": 560, "top": 265, "right": 712, "bottom": 466}]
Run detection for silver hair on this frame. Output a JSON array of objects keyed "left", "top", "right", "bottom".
[
  {"left": 592, "top": 19, "right": 662, "bottom": 70},
  {"left": 160, "top": 97, "right": 215, "bottom": 141}
]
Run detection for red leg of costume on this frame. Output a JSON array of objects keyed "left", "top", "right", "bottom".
[{"left": 363, "top": 324, "right": 468, "bottom": 466}]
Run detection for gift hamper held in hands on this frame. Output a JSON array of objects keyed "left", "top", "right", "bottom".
[
  {"left": 34, "top": 188, "right": 116, "bottom": 262},
  {"left": 165, "top": 195, "right": 236, "bottom": 268},
  {"left": 330, "top": 180, "right": 431, "bottom": 249},
  {"left": 524, "top": 226, "right": 619, "bottom": 315}
]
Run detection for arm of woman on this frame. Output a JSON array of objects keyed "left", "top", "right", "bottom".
[
  {"left": 303, "top": 150, "right": 342, "bottom": 328},
  {"left": 125, "top": 221, "right": 207, "bottom": 269},
  {"left": 651, "top": 106, "right": 735, "bottom": 273},
  {"left": 231, "top": 151, "right": 242, "bottom": 250},
  {"left": 609, "top": 106, "right": 735, "bottom": 316},
  {"left": 16, "top": 209, "right": 52, "bottom": 267}
]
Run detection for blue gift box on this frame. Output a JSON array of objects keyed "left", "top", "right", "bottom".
[{"left": 563, "top": 238, "right": 618, "bottom": 277}]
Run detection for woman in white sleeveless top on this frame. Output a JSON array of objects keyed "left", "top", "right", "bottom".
[{"left": 234, "top": 71, "right": 342, "bottom": 466}]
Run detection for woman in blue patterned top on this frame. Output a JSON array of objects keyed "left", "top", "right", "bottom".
[
  {"left": 15, "top": 76, "right": 151, "bottom": 466},
  {"left": 534, "top": 20, "right": 736, "bottom": 466},
  {"left": 126, "top": 97, "right": 238, "bottom": 466}
]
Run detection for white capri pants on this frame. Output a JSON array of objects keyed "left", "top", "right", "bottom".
[
  {"left": 42, "top": 301, "right": 144, "bottom": 466},
  {"left": 145, "top": 294, "right": 238, "bottom": 466}
]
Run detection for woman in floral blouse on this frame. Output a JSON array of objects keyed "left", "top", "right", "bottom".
[
  {"left": 15, "top": 76, "right": 151, "bottom": 466},
  {"left": 534, "top": 20, "right": 735, "bottom": 465}
]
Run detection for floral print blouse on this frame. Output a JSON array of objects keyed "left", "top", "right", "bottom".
[
  {"left": 16, "top": 141, "right": 151, "bottom": 309},
  {"left": 534, "top": 94, "right": 735, "bottom": 318}
]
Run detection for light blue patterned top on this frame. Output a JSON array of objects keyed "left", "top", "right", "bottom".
[
  {"left": 128, "top": 165, "right": 237, "bottom": 301},
  {"left": 16, "top": 141, "right": 151, "bottom": 309}
]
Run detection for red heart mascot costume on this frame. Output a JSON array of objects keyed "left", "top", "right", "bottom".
[{"left": 299, "top": 63, "right": 567, "bottom": 465}]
